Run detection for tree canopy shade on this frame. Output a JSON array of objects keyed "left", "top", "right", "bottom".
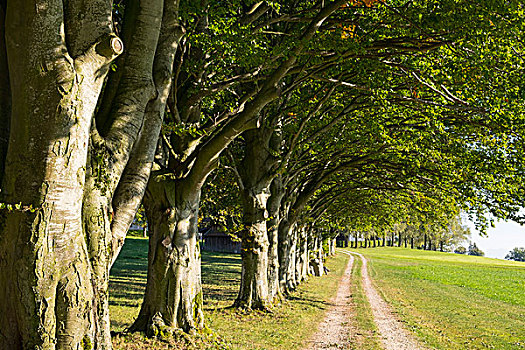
[{"left": 0, "top": 0, "right": 525, "bottom": 349}]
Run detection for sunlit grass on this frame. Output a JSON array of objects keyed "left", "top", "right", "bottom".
[
  {"left": 109, "top": 237, "right": 356, "bottom": 349},
  {"left": 346, "top": 254, "right": 381, "bottom": 350},
  {"left": 348, "top": 247, "right": 525, "bottom": 350},
  {"left": 205, "top": 252, "right": 349, "bottom": 349}
]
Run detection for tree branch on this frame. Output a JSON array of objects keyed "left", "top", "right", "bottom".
[
  {"left": 110, "top": 0, "right": 184, "bottom": 264},
  {"left": 63, "top": 0, "right": 113, "bottom": 57}
]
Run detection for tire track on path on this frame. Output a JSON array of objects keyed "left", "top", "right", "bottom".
[
  {"left": 303, "top": 253, "right": 355, "bottom": 349},
  {"left": 344, "top": 250, "right": 425, "bottom": 350}
]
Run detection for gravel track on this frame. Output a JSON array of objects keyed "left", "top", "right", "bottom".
[
  {"left": 303, "top": 254, "right": 356, "bottom": 349},
  {"left": 347, "top": 250, "right": 425, "bottom": 350}
]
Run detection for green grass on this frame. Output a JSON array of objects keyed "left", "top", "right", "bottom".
[
  {"left": 345, "top": 253, "right": 382, "bottom": 350},
  {"left": 109, "top": 237, "right": 149, "bottom": 332},
  {"left": 348, "top": 247, "right": 525, "bottom": 350},
  {"left": 109, "top": 237, "right": 354, "bottom": 349},
  {"left": 205, "top": 252, "right": 349, "bottom": 349}
]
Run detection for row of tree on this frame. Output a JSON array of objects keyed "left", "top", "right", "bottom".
[
  {"left": 343, "top": 215, "right": 470, "bottom": 251},
  {"left": 1, "top": 1, "right": 524, "bottom": 349}
]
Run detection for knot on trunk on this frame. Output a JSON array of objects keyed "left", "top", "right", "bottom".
[{"left": 95, "top": 34, "right": 124, "bottom": 59}]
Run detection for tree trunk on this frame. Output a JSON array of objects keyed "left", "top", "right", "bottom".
[
  {"left": 424, "top": 234, "right": 428, "bottom": 250},
  {"left": 411, "top": 237, "right": 414, "bottom": 249},
  {"left": 0, "top": 5, "right": 9, "bottom": 185},
  {"left": 131, "top": 178, "right": 204, "bottom": 334},
  {"left": 278, "top": 218, "right": 293, "bottom": 293},
  {"left": 235, "top": 185, "right": 270, "bottom": 310},
  {"left": 0, "top": 3, "right": 127, "bottom": 347},
  {"left": 296, "top": 226, "right": 309, "bottom": 283},
  {"left": 310, "top": 234, "right": 324, "bottom": 276},
  {"left": 288, "top": 227, "right": 299, "bottom": 290},
  {"left": 398, "top": 233, "right": 402, "bottom": 247},
  {"left": 234, "top": 127, "right": 278, "bottom": 310},
  {"left": 267, "top": 176, "right": 284, "bottom": 303}
]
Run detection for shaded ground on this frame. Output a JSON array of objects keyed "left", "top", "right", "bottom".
[{"left": 109, "top": 238, "right": 349, "bottom": 349}]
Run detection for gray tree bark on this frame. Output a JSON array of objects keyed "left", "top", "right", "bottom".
[
  {"left": 234, "top": 126, "right": 281, "bottom": 310},
  {"left": 130, "top": 177, "right": 204, "bottom": 334},
  {"left": 295, "top": 226, "right": 309, "bottom": 283},
  {"left": 267, "top": 176, "right": 284, "bottom": 302},
  {"left": 0, "top": 1, "right": 181, "bottom": 348},
  {"left": 235, "top": 126, "right": 280, "bottom": 309}
]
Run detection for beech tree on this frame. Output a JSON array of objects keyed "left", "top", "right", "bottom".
[
  {"left": 131, "top": 0, "right": 349, "bottom": 333},
  {"left": 0, "top": 0, "right": 182, "bottom": 348}
]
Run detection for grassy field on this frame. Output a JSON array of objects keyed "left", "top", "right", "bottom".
[
  {"left": 109, "top": 237, "right": 353, "bottom": 349},
  {"left": 348, "top": 247, "right": 525, "bottom": 350}
]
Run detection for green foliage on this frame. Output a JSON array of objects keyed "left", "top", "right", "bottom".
[
  {"left": 467, "top": 242, "right": 484, "bottom": 256},
  {"left": 200, "top": 165, "right": 243, "bottom": 240},
  {"left": 505, "top": 247, "right": 525, "bottom": 262},
  {"left": 454, "top": 246, "right": 466, "bottom": 254}
]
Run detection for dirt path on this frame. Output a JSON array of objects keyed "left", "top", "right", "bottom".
[
  {"left": 349, "top": 251, "right": 425, "bottom": 350},
  {"left": 303, "top": 254, "right": 356, "bottom": 349}
]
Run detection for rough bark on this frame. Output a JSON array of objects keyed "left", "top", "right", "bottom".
[
  {"left": 0, "top": 2, "right": 120, "bottom": 346},
  {"left": 294, "top": 226, "right": 308, "bottom": 284},
  {"left": 278, "top": 218, "right": 299, "bottom": 293},
  {"left": 131, "top": 177, "right": 204, "bottom": 334},
  {"left": 278, "top": 218, "right": 291, "bottom": 292},
  {"left": 288, "top": 227, "right": 299, "bottom": 290},
  {"left": 267, "top": 176, "right": 284, "bottom": 302},
  {"left": 234, "top": 127, "right": 277, "bottom": 310},
  {"left": 310, "top": 233, "right": 324, "bottom": 277},
  {"left": 0, "top": 5, "right": 9, "bottom": 185},
  {"left": 235, "top": 183, "right": 271, "bottom": 310},
  {"left": 0, "top": 1, "right": 181, "bottom": 348}
]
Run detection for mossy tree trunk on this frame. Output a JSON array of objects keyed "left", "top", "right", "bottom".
[
  {"left": 130, "top": 177, "right": 204, "bottom": 334},
  {"left": 234, "top": 127, "right": 279, "bottom": 310},
  {"left": 0, "top": 1, "right": 181, "bottom": 348}
]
